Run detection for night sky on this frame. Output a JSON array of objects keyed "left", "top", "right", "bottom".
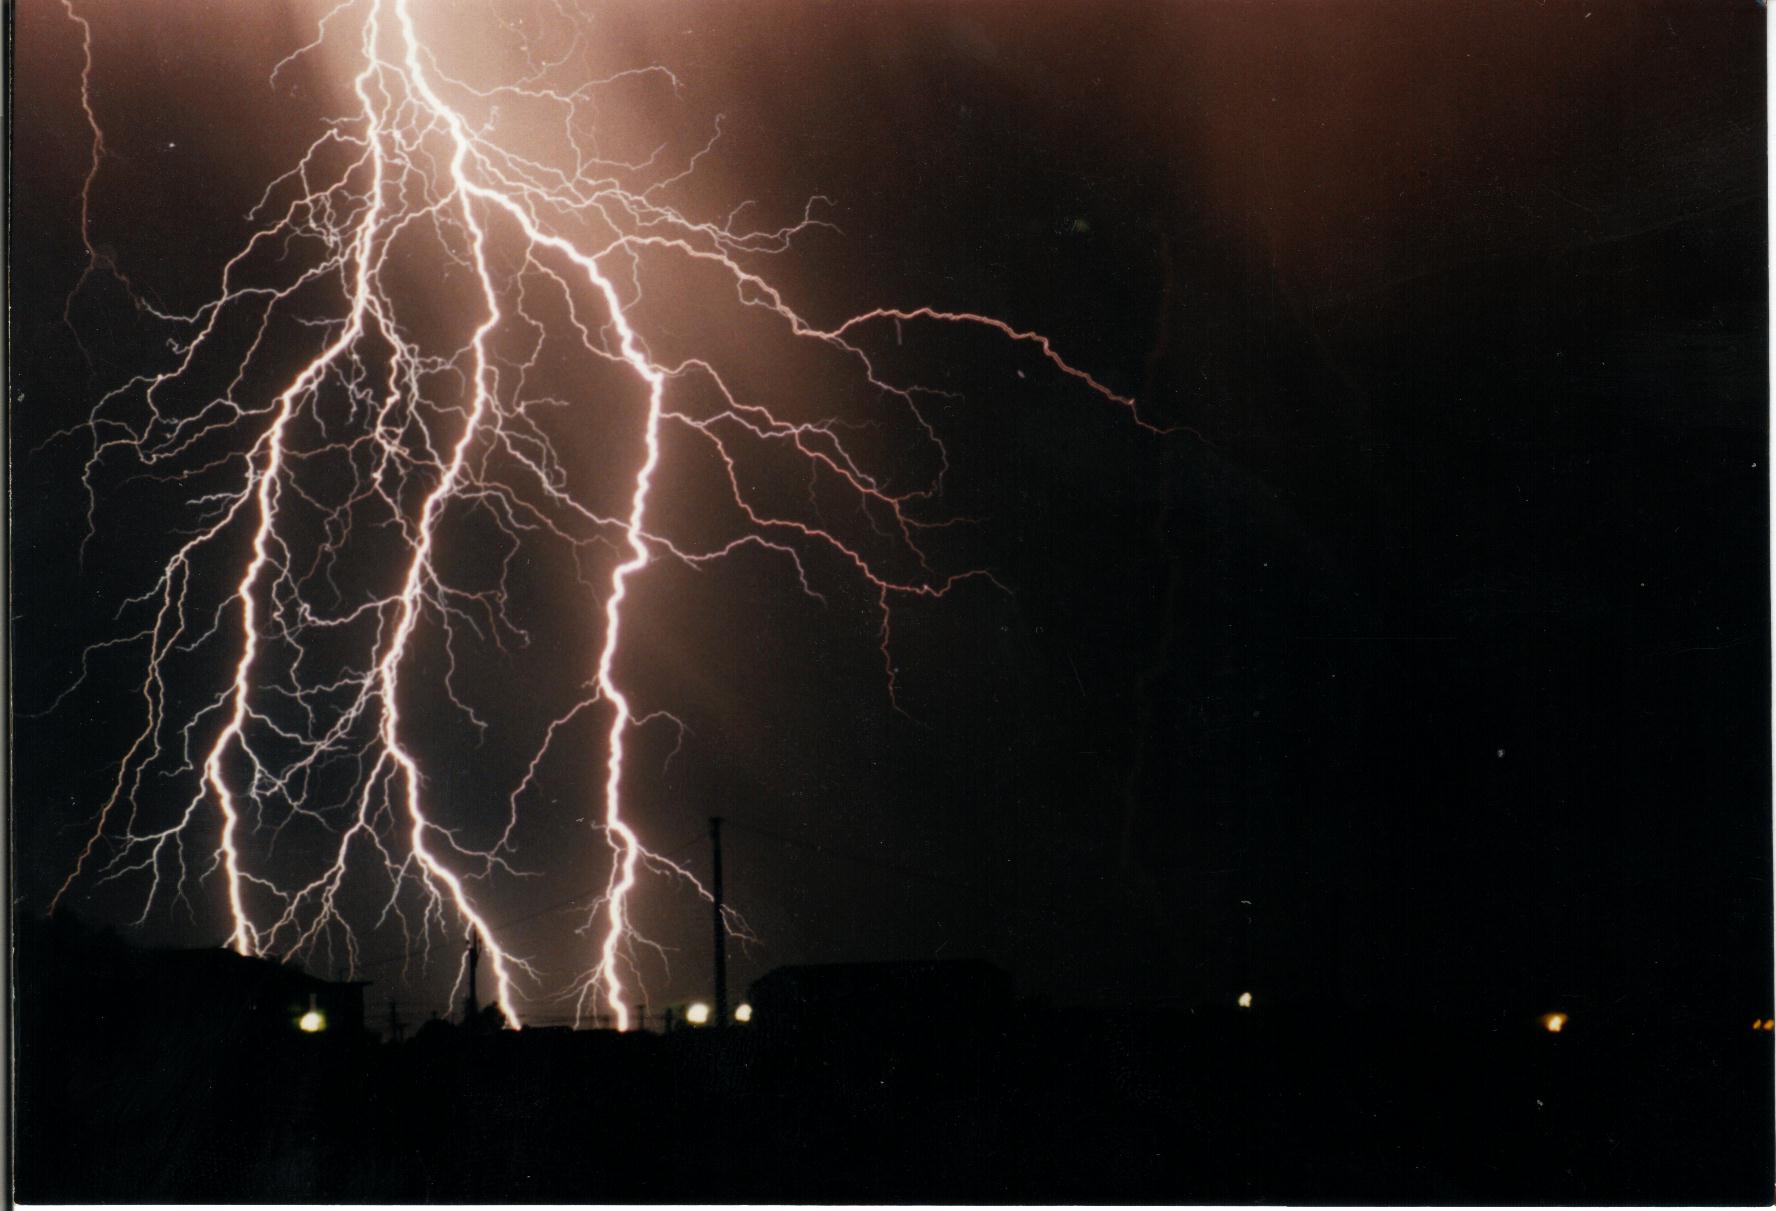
[{"left": 11, "top": 0, "right": 1770, "bottom": 1027}]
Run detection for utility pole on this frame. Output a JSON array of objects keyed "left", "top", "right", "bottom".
[
  {"left": 464, "top": 931, "right": 480, "bottom": 1031},
  {"left": 711, "top": 816, "right": 727, "bottom": 1029}
]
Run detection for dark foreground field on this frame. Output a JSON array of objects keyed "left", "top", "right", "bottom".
[{"left": 15, "top": 915, "right": 1773, "bottom": 1204}]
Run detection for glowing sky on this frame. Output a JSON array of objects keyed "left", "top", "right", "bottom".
[
  {"left": 15, "top": 0, "right": 1768, "bottom": 1028},
  {"left": 20, "top": 0, "right": 1178, "bottom": 1025}
]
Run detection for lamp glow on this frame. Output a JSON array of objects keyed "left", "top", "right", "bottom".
[
  {"left": 1541, "top": 1013, "right": 1567, "bottom": 1034},
  {"left": 685, "top": 1001, "right": 711, "bottom": 1025},
  {"left": 1237, "top": 991, "right": 1253, "bottom": 1009},
  {"left": 734, "top": 1003, "right": 753, "bottom": 1023},
  {"left": 298, "top": 1009, "right": 326, "bottom": 1033}
]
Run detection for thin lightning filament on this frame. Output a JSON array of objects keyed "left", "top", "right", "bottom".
[{"left": 48, "top": 0, "right": 1165, "bottom": 1027}]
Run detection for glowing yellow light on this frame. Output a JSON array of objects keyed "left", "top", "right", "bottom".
[
  {"left": 1237, "top": 991, "right": 1253, "bottom": 1009},
  {"left": 685, "top": 1001, "right": 711, "bottom": 1025},
  {"left": 734, "top": 1002, "right": 753, "bottom": 1023},
  {"left": 1541, "top": 1013, "right": 1566, "bottom": 1034},
  {"left": 298, "top": 1009, "right": 326, "bottom": 1033}
]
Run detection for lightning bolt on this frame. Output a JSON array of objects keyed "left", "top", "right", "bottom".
[{"left": 45, "top": 0, "right": 1165, "bottom": 1027}]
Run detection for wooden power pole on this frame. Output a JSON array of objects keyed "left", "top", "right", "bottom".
[
  {"left": 711, "top": 817, "right": 727, "bottom": 1028},
  {"left": 464, "top": 932, "right": 480, "bottom": 1030}
]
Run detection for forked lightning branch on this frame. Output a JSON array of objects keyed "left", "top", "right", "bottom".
[{"left": 48, "top": 0, "right": 1162, "bottom": 1028}]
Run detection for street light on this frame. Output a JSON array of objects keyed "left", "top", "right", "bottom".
[
  {"left": 1541, "top": 1012, "right": 1567, "bottom": 1034},
  {"left": 1236, "top": 991, "right": 1254, "bottom": 1009},
  {"left": 733, "top": 1002, "right": 753, "bottom": 1023},
  {"left": 685, "top": 1001, "right": 711, "bottom": 1025}
]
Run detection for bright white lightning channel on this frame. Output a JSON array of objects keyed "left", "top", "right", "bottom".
[{"left": 48, "top": 0, "right": 1168, "bottom": 1028}]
